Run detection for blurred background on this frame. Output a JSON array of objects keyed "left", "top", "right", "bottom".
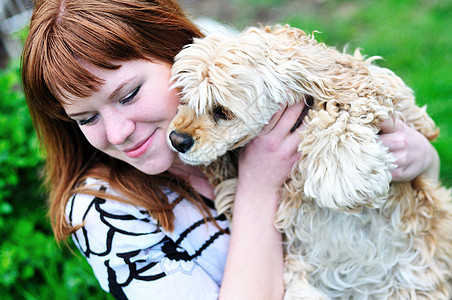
[{"left": 1, "top": 0, "right": 450, "bottom": 298}]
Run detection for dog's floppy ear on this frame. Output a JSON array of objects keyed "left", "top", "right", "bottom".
[
  {"left": 291, "top": 96, "right": 397, "bottom": 211},
  {"left": 296, "top": 108, "right": 396, "bottom": 211},
  {"left": 171, "top": 32, "right": 232, "bottom": 114}
]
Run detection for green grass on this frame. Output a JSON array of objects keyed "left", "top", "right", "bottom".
[{"left": 278, "top": 0, "right": 452, "bottom": 187}]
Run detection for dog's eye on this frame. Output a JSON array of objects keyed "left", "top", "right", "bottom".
[
  {"left": 212, "top": 105, "right": 235, "bottom": 123},
  {"left": 306, "top": 95, "right": 314, "bottom": 107}
]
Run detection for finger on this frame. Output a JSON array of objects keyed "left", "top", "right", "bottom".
[
  {"left": 276, "top": 104, "right": 306, "bottom": 151},
  {"left": 290, "top": 105, "right": 307, "bottom": 133},
  {"left": 259, "top": 104, "right": 288, "bottom": 136},
  {"left": 272, "top": 102, "right": 305, "bottom": 133},
  {"left": 379, "top": 117, "right": 401, "bottom": 134}
]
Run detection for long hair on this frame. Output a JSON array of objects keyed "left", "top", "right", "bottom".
[{"left": 21, "top": 0, "right": 206, "bottom": 240}]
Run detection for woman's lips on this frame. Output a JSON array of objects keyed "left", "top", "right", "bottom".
[{"left": 124, "top": 131, "right": 156, "bottom": 158}]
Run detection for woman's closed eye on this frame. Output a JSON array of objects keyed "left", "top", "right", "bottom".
[
  {"left": 120, "top": 86, "right": 141, "bottom": 105},
  {"left": 75, "top": 86, "right": 141, "bottom": 126},
  {"left": 78, "top": 114, "right": 99, "bottom": 126}
]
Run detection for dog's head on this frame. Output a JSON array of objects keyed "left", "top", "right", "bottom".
[
  {"left": 167, "top": 28, "right": 303, "bottom": 165},
  {"left": 167, "top": 25, "right": 400, "bottom": 211}
]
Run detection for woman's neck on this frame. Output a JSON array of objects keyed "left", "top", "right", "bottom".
[{"left": 167, "top": 158, "right": 215, "bottom": 200}]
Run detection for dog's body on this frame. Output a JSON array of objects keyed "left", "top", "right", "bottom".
[{"left": 167, "top": 25, "right": 452, "bottom": 299}]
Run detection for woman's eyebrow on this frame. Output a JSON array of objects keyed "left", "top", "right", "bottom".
[
  {"left": 108, "top": 75, "right": 138, "bottom": 101},
  {"left": 67, "top": 111, "right": 89, "bottom": 118}
]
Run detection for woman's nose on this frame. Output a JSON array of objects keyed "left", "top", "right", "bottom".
[{"left": 103, "top": 110, "right": 135, "bottom": 145}]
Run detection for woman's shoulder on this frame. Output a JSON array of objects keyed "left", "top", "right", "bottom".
[
  {"left": 64, "top": 177, "right": 226, "bottom": 238},
  {"left": 65, "top": 177, "right": 157, "bottom": 230},
  {"left": 65, "top": 178, "right": 166, "bottom": 258}
]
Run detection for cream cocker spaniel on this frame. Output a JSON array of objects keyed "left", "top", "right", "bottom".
[{"left": 167, "top": 24, "right": 452, "bottom": 299}]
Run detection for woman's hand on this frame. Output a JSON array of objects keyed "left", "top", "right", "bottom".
[
  {"left": 378, "top": 118, "right": 439, "bottom": 182},
  {"left": 238, "top": 103, "right": 305, "bottom": 194}
]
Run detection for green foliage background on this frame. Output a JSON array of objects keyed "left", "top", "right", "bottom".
[
  {"left": 0, "top": 61, "right": 115, "bottom": 299},
  {"left": 1, "top": 0, "right": 450, "bottom": 298}
]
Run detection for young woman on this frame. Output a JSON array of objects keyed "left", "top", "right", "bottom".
[{"left": 21, "top": 0, "right": 439, "bottom": 299}]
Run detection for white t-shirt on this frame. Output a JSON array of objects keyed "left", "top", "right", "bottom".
[{"left": 65, "top": 178, "right": 230, "bottom": 299}]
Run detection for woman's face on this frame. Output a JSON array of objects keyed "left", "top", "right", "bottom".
[{"left": 62, "top": 59, "right": 180, "bottom": 175}]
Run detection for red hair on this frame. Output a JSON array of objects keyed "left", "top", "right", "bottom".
[{"left": 22, "top": 0, "right": 206, "bottom": 240}]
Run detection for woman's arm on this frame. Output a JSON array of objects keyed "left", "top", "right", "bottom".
[
  {"left": 378, "top": 118, "right": 440, "bottom": 182},
  {"left": 220, "top": 104, "right": 305, "bottom": 300}
]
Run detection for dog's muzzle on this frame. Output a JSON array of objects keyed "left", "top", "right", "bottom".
[{"left": 169, "top": 131, "right": 195, "bottom": 153}]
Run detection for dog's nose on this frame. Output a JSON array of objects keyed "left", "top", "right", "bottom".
[{"left": 169, "top": 131, "right": 195, "bottom": 153}]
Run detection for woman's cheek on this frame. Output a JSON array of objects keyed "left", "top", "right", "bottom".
[{"left": 80, "top": 126, "right": 109, "bottom": 152}]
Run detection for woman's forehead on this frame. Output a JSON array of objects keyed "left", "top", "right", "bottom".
[
  {"left": 57, "top": 59, "right": 170, "bottom": 105},
  {"left": 52, "top": 60, "right": 118, "bottom": 104}
]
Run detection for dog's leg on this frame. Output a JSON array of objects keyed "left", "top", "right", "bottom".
[{"left": 214, "top": 178, "right": 237, "bottom": 222}]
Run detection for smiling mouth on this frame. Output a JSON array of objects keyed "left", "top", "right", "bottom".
[{"left": 124, "top": 130, "right": 156, "bottom": 158}]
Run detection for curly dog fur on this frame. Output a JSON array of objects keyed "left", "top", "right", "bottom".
[{"left": 167, "top": 24, "right": 452, "bottom": 299}]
